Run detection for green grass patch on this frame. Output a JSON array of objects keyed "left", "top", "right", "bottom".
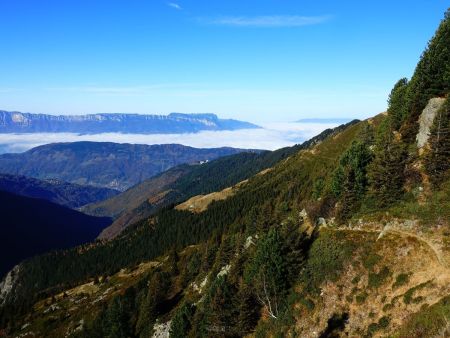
[
  {"left": 301, "top": 229, "right": 358, "bottom": 293},
  {"left": 397, "top": 296, "right": 450, "bottom": 338}
]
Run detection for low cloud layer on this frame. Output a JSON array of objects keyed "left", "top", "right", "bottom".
[{"left": 0, "top": 122, "right": 338, "bottom": 154}]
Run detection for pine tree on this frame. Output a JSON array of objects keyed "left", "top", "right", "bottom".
[
  {"left": 105, "top": 296, "right": 132, "bottom": 338},
  {"left": 170, "top": 303, "right": 195, "bottom": 338},
  {"left": 135, "top": 271, "right": 169, "bottom": 337},
  {"left": 387, "top": 78, "right": 409, "bottom": 130},
  {"left": 368, "top": 120, "right": 408, "bottom": 207},
  {"left": 167, "top": 247, "right": 180, "bottom": 276},
  {"left": 204, "top": 276, "right": 237, "bottom": 334},
  {"left": 236, "top": 282, "right": 260, "bottom": 335},
  {"left": 402, "top": 9, "right": 450, "bottom": 141},
  {"left": 331, "top": 140, "right": 373, "bottom": 220},
  {"left": 244, "top": 228, "right": 288, "bottom": 319},
  {"left": 337, "top": 167, "right": 358, "bottom": 222},
  {"left": 425, "top": 97, "right": 450, "bottom": 187}
]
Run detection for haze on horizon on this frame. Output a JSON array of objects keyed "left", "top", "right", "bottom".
[{"left": 0, "top": 0, "right": 447, "bottom": 124}]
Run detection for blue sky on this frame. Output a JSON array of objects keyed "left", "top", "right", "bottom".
[{"left": 0, "top": 1, "right": 448, "bottom": 123}]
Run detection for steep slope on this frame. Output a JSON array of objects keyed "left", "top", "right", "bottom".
[
  {"left": 0, "top": 142, "right": 255, "bottom": 190},
  {"left": 0, "top": 190, "right": 111, "bottom": 278},
  {"left": 0, "top": 174, "right": 119, "bottom": 208},
  {"left": 0, "top": 111, "right": 259, "bottom": 133},
  {"left": 82, "top": 165, "right": 190, "bottom": 219},
  {"left": 83, "top": 122, "right": 357, "bottom": 239},
  {"left": 0, "top": 118, "right": 365, "bottom": 320}
]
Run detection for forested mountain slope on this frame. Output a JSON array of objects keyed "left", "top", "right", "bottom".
[
  {"left": 83, "top": 121, "right": 357, "bottom": 239},
  {"left": 0, "top": 142, "right": 254, "bottom": 190},
  {"left": 1, "top": 8, "right": 449, "bottom": 338},
  {"left": 0, "top": 174, "right": 119, "bottom": 208}
]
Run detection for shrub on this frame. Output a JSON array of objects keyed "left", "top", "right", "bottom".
[
  {"left": 393, "top": 273, "right": 410, "bottom": 288},
  {"left": 368, "top": 266, "right": 391, "bottom": 288}
]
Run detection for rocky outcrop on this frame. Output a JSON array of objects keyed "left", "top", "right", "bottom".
[
  {"left": 152, "top": 321, "right": 171, "bottom": 338},
  {"left": 0, "top": 265, "right": 20, "bottom": 306},
  {"left": 416, "top": 97, "right": 446, "bottom": 149}
]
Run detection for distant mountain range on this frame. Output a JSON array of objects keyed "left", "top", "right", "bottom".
[
  {"left": 0, "top": 142, "right": 257, "bottom": 190},
  {"left": 0, "top": 174, "right": 119, "bottom": 209},
  {"left": 0, "top": 111, "right": 259, "bottom": 134},
  {"left": 0, "top": 190, "right": 110, "bottom": 277}
]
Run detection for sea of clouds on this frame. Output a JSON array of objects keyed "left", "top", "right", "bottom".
[{"left": 0, "top": 122, "right": 339, "bottom": 153}]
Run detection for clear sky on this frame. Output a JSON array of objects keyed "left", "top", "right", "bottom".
[{"left": 0, "top": 1, "right": 448, "bottom": 123}]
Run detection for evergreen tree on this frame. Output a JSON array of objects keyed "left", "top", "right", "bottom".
[
  {"left": 105, "top": 296, "right": 132, "bottom": 338},
  {"left": 387, "top": 78, "right": 409, "bottom": 130},
  {"left": 236, "top": 282, "right": 260, "bottom": 335},
  {"left": 368, "top": 120, "right": 408, "bottom": 207},
  {"left": 280, "top": 222, "right": 308, "bottom": 284},
  {"left": 402, "top": 9, "right": 450, "bottom": 141},
  {"left": 244, "top": 228, "right": 288, "bottom": 319},
  {"left": 331, "top": 140, "right": 373, "bottom": 220},
  {"left": 425, "top": 97, "right": 450, "bottom": 187},
  {"left": 135, "top": 271, "right": 169, "bottom": 337},
  {"left": 170, "top": 303, "right": 195, "bottom": 338},
  {"left": 337, "top": 167, "right": 359, "bottom": 222},
  {"left": 202, "top": 276, "right": 237, "bottom": 336},
  {"left": 167, "top": 247, "right": 180, "bottom": 276}
]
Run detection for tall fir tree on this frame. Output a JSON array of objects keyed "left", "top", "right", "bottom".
[
  {"left": 402, "top": 9, "right": 450, "bottom": 141},
  {"left": 203, "top": 276, "right": 237, "bottom": 336},
  {"left": 387, "top": 78, "right": 409, "bottom": 130},
  {"left": 331, "top": 139, "right": 373, "bottom": 220},
  {"left": 244, "top": 228, "right": 288, "bottom": 319},
  {"left": 135, "top": 271, "right": 169, "bottom": 337},
  {"left": 236, "top": 281, "right": 260, "bottom": 335},
  {"left": 368, "top": 119, "right": 408, "bottom": 208},
  {"left": 169, "top": 303, "right": 195, "bottom": 338},
  {"left": 425, "top": 97, "right": 450, "bottom": 187}
]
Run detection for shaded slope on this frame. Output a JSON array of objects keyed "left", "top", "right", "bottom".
[
  {"left": 0, "top": 190, "right": 111, "bottom": 278},
  {"left": 0, "top": 174, "right": 119, "bottom": 208}
]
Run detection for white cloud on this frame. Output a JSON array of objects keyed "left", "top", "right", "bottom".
[
  {"left": 168, "top": 2, "right": 182, "bottom": 10},
  {"left": 0, "top": 122, "right": 338, "bottom": 153},
  {"left": 200, "top": 15, "right": 331, "bottom": 27}
]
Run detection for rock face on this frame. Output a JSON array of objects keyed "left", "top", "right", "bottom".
[
  {"left": 416, "top": 97, "right": 446, "bottom": 148},
  {"left": 152, "top": 321, "right": 171, "bottom": 338},
  {"left": 0, "top": 265, "right": 19, "bottom": 306},
  {"left": 0, "top": 111, "right": 259, "bottom": 134}
]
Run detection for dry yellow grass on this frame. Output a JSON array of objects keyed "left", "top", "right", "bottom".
[
  {"left": 175, "top": 186, "right": 236, "bottom": 213},
  {"left": 175, "top": 168, "right": 272, "bottom": 213}
]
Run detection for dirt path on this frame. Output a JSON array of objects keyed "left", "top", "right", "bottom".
[
  {"left": 387, "top": 228, "right": 447, "bottom": 268},
  {"left": 335, "top": 226, "right": 448, "bottom": 269}
]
